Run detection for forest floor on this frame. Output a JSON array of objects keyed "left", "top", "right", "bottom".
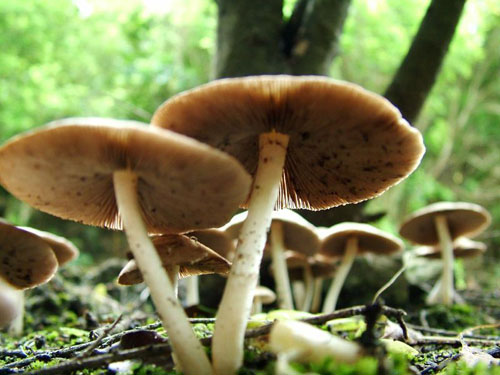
[{"left": 0, "top": 260, "right": 498, "bottom": 375}]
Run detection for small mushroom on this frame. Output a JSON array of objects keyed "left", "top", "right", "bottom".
[
  {"left": 118, "top": 234, "right": 231, "bottom": 289},
  {"left": 399, "top": 202, "right": 490, "bottom": 305},
  {"left": 251, "top": 286, "right": 276, "bottom": 314},
  {"left": 415, "top": 237, "right": 487, "bottom": 304},
  {"left": 269, "top": 320, "right": 362, "bottom": 371},
  {"left": 0, "top": 219, "right": 59, "bottom": 334},
  {"left": 223, "top": 209, "right": 319, "bottom": 309},
  {"left": 320, "top": 222, "right": 403, "bottom": 312}
]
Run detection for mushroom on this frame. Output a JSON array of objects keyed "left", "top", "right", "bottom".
[
  {"left": 415, "top": 237, "right": 487, "bottom": 304},
  {"left": 251, "top": 286, "right": 276, "bottom": 314},
  {"left": 223, "top": 209, "right": 320, "bottom": 310},
  {"left": 17, "top": 226, "right": 79, "bottom": 266},
  {"left": 183, "top": 229, "right": 235, "bottom": 306},
  {"left": 399, "top": 202, "right": 491, "bottom": 305},
  {"left": 0, "top": 219, "right": 59, "bottom": 334},
  {"left": 269, "top": 320, "right": 362, "bottom": 370},
  {"left": 152, "top": 75, "right": 425, "bottom": 374},
  {"left": 320, "top": 222, "right": 403, "bottom": 312},
  {"left": 0, "top": 118, "right": 251, "bottom": 375},
  {"left": 117, "top": 233, "right": 231, "bottom": 288}
]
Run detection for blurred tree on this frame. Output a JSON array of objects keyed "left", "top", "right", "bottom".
[{"left": 214, "top": 0, "right": 466, "bottom": 226}]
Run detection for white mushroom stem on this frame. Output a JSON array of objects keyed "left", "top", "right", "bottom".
[
  {"left": 292, "top": 280, "right": 306, "bottom": 309},
  {"left": 212, "top": 131, "right": 289, "bottom": 375},
  {"left": 310, "top": 278, "right": 323, "bottom": 313},
  {"left": 322, "top": 237, "right": 358, "bottom": 313},
  {"left": 270, "top": 221, "right": 294, "bottom": 309},
  {"left": 301, "top": 263, "right": 314, "bottom": 311},
  {"left": 113, "top": 170, "right": 212, "bottom": 375},
  {"left": 434, "top": 214, "right": 454, "bottom": 305},
  {"left": 184, "top": 275, "right": 199, "bottom": 306}
]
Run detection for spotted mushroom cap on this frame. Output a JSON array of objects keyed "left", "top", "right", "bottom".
[
  {"left": 223, "top": 209, "right": 320, "bottom": 257},
  {"left": 117, "top": 234, "right": 231, "bottom": 285},
  {"left": 0, "top": 118, "right": 252, "bottom": 234},
  {"left": 17, "top": 227, "right": 79, "bottom": 266},
  {"left": 415, "top": 237, "right": 487, "bottom": 259},
  {"left": 320, "top": 222, "right": 403, "bottom": 257},
  {"left": 399, "top": 202, "right": 491, "bottom": 246},
  {"left": 152, "top": 75, "right": 425, "bottom": 210},
  {"left": 0, "top": 219, "right": 58, "bottom": 289}
]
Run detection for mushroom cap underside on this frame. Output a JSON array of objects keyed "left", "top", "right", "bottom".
[
  {"left": 0, "top": 118, "right": 252, "bottom": 233},
  {"left": 152, "top": 75, "right": 425, "bottom": 210}
]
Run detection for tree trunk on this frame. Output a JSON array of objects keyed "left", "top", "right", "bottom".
[{"left": 215, "top": 0, "right": 467, "bottom": 226}]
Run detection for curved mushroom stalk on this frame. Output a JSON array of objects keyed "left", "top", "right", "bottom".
[
  {"left": 270, "top": 221, "right": 294, "bottom": 309},
  {"left": 113, "top": 170, "right": 212, "bottom": 375},
  {"left": 322, "top": 237, "right": 358, "bottom": 313},
  {"left": 212, "top": 131, "right": 289, "bottom": 375},
  {"left": 434, "top": 215, "right": 454, "bottom": 305}
]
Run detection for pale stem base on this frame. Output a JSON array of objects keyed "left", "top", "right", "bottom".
[
  {"left": 301, "top": 263, "right": 314, "bottom": 311},
  {"left": 7, "top": 290, "right": 24, "bottom": 336},
  {"left": 113, "top": 170, "right": 212, "bottom": 375},
  {"left": 322, "top": 237, "right": 358, "bottom": 313},
  {"left": 310, "top": 278, "right": 323, "bottom": 313},
  {"left": 185, "top": 275, "right": 200, "bottom": 306},
  {"left": 292, "top": 281, "right": 306, "bottom": 308},
  {"left": 212, "top": 132, "right": 289, "bottom": 375},
  {"left": 270, "top": 221, "right": 294, "bottom": 309},
  {"left": 435, "top": 215, "right": 454, "bottom": 305}
]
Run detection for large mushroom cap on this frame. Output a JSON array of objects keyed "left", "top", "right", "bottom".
[
  {"left": 223, "top": 209, "right": 320, "bottom": 257},
  {"left": 0, "top": 118, "right": 252, "bottom": 233},
  {"left": 152, "top": 75, "right": 425, "bottom": 210},
  {"left": 399, "top": 202, "right": 491, "bottom": 246},
  {"left": 415, "top": 237, "right": 487, "bottom": 259},
  {"left": 0, "top": 219, "right": 58, "bottom": 289},
  {"left": 17, "top": 227, "right": 79, "bottom": 265},
  {"left": 117, "top": 234, "right": 231, "bottom": 285},
  {"left": 320, "top": 222, "right": 403, "bottom": 257}
]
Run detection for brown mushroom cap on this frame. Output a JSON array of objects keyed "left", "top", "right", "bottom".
[
  {"left": 415, "top": 237, "right": 487, "bottom": 259},
  {"left": 286, "top": 253, "right": 337, "bottom": 280},
  {"left": 152, "top": 75, "right": 425, "bottom": 210},
  {"left": 223, "top": 209, "right": 320, "bottom": 257},
  {"left": 0, "top": 219, "right": 58, "bottom": 289},
  {"left": 117, "top": 234, "right": 231, "bottom": 285},
  {"left": 320, "top": 222, "right": 403, "bottom": 257},
  {"left": 17, "top": 227, "right": 79, "bottom": 265},
  {"left": 0, "top": 118, "right": 251, "bottom": 233},
  {"left": 187, "top": 229, "right": 235, "bottom": 260},
  {"left": 399, "top": 202, "right": 491, "bottom": 246}
]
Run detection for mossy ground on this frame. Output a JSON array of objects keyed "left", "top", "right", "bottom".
[{"left": 0, "top": 263, "right": 498, "bottom": 375}]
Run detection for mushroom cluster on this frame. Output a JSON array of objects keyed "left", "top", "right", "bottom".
[
  {"left": 400, "top": 202, "right": 491, "bottom": 305},
  {"left": 153, "top": 75, "right": 425, "bottom": 374},
  {"left": 0, "top": 75, "right": 428, "bottom": 375},
  {"left": 0, "top": 118, "right": 251, "bottom": 375}
]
